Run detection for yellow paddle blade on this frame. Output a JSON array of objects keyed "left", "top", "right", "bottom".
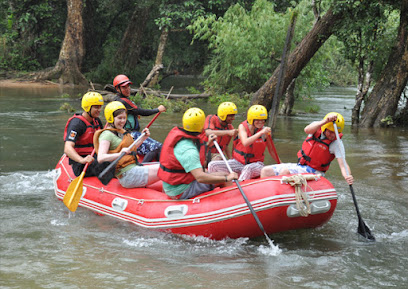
[{"left": 63, "top": 172, "right": 85, "bottom": 212}]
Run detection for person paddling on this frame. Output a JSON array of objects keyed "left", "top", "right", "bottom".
[
  {"left": 113, "top": 74, "right": 166, "bottom": 162},
  {"left": 63, "top": 92, "right": 110, "bottom": 177},
  {"left": 158, "top": 108, "right": 238, "bottom": 200},
  {"left": 94, "top": 101, "right": 160, "bottom": 188},
  {"left": 261, "top": 112, "right": 354, "bottom": 185}
]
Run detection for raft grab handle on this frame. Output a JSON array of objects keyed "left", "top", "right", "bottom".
[
  {"left": 287, "top": 200, "right": 331, "bottom": 218},
  {"left": 165, "top": 205, "right": 189, "bottom": 219},
  {"left": 112, "top": 198, "right": 128, "bottom": 211}
]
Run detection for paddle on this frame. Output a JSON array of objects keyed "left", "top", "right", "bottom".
[
  {"left": 332, "top": 122, "right": 375, "bottom": 241},
  {"left": 63, "top": 150, "right": 95, "bottom": 212},
  {"left": 63, "top": 120, "right": 110, "bottom": 212},
  {"left": 213, "top": 141, "right": 276, "bottom": 247},
  {"left": 266, "top": 134, "right": 281, "bottom": 164},
  {"left": 98, "top": 112, "right": 162, "bottom": 185}
]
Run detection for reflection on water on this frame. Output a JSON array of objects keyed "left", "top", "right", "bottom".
[{"left": 1, "top": 85, "right": 407, "bottom": 288}]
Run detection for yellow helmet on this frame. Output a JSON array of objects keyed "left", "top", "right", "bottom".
[
  {"left": 81, "top": 92, "right": 104, "bottom": 112},
  {"left": 183, "top": 107, "right": 205, "bottom": 132},
  {"left": 104, "top": 101, "right": 126, "bottom": 123},
  {"left": 321, "top": 112, "right": 345, "bottom": 133},
  {"left": 247, "top": 105, "right": 267, "bottom": 125},
  {"left": 217, "top": 102, "right": 238, "bottom": 121}
]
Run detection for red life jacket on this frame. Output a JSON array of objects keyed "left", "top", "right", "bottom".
[
  {"left": 232, "top": 121, "right": 266, "bottom": 165},
  {"left": 158, "top": 127, "right": 206, "bottom": 185},
  {"left": 204, "top": 114, "right": 233, "bottom": 153},
  {"left": 63, "top": 114, "right": 102, "bottom": 156},
  {"left": 297, "top": 128, "right": 343, "bottom": 172}
]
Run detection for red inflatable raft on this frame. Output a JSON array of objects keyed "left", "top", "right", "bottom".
[{"left": 53, "top": 154, "right": 338, "bottom": 240}]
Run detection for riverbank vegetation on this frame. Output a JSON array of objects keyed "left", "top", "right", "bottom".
[{"left": 1, "top": 0, "right": 407, "bottom": 127}]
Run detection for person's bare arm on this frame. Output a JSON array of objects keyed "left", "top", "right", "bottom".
[
  {"left": 238, "top": 124, "right": 271, "bottom": 147},
  {"left": 304, "top": 113, "right": 338, "bottom": 134},
  {"left": 190, "top": 168, "right": 238, "bottom": 184},
  {"left": 337, "top": 157, "right": 354, "bottom": 185},
  {"left": 64, "top": 141, "right": 94, "bottom": 164}
]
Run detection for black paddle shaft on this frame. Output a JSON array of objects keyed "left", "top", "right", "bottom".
[
  {"left": 332, "top": 122, "right": 375, "bottom": 242},
  {"left": 349, "top": 184, "right": 375, "bottom": 241}
]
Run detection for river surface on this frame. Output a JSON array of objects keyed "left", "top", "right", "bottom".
[{"left": 0, "top": 84, "right": 407, "bottom": 288}]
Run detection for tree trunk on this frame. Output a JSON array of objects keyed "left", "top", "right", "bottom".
[
  {"left": 148, "top": 28, "right": 169, "bottom": 88},
  {"left": 267, "top": 11, "right": 297, "bottom": 129},
  {"left": 352, "top": 59, "right": 373, "bottom": 126},
  {"left": 359, "top": 1, "right": 408, "bottom": 127},
  {"left": 279, "top": 78, "right": 296, "bottom": 115},
  {"left": 34, "top": 0, "right": 87, "bottom": 86},
  {"left": 141, "top": 64, "right": 164, "bottom": 88},
  {"left": 115, "top": 7, "right": 150, "bottom": 72},
  {"left": 251, "top": 8, "right": 345, "bottom": 127}
]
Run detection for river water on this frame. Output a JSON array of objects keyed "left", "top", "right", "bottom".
[{"left": 1, "top": 84, "right": 407, "bottom": 288}]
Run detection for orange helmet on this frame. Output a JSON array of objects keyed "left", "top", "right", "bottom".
[{"left": 113, "top": 74, "right": 133, "bottom": 88}]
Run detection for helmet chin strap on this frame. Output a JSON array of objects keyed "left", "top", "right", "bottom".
[{"left": 87, "top": 108, "right": 93, "bottom": 119}]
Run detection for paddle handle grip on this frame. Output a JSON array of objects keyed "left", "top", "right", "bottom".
[{"left": 82, "top": 149, "right": 96, "bottom": 172}]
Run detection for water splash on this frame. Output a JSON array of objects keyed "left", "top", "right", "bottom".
[{"left": 258, "top": 238, "right": 282, "bottom": 256}]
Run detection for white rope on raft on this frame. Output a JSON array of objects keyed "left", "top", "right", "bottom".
[{"left": 281, "top": 174, "right": 321, "bottom": 217}]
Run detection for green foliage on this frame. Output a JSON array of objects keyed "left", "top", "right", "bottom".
[
  {"left": 333, "top": 0, "right": 398, "bottom": 81},
  {"left": 189, "top": 0, "right": 288, "bottom": 93},
  {"left": 60, "top": 102, "right": 75, "bottom": 113},
  {"left": 208, "top": 92, "right": 251, "bottom": 111},
  {"left": 189, "top": 0, "right": 352, "bottom": 95},
  {"left": 304, "top": 104, "right": 320, "bottom": 114},
  {"left": 130, "top": 93, "right": 195, "bottom": 113},
  {"left": 381, "top": 115, "right": 394, "bottom": 126},
  {"left": 186, "top": 86, "right": 201, "bottom": 94},
  {"left": 0, "top": 0, "right": 66, "bottom": 70},
  {"left": 155, "top": 1, "right": 205, "bottom": 30}
]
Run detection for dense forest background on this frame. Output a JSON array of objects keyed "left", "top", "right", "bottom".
[{"left": 0, "top": 0, "right": 407, "bottom": 127}]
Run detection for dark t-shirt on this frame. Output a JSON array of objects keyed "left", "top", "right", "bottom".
[
  {"left": 64, "top": 116, "right": 103, "bottom": 144},
  {"left": 64, "top": 115, "right": 106, "bottom": 176},
  {"left": 114, "top": 94, "right": 159, "bottom": 131}
]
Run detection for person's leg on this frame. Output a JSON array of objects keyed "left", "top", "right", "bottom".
[
  {"left": 179, "top": 181, "right": 214, "bottom": 199},
  {"left": 208, "top": 159, "right": 243, "bottom": 174},
  {"left": 146, "top": 163, "right": 160, "bottom": 185},
  {"left": 142, "top": 147, "right": 161, "bottom": 163},
  {"left": 118, "top": 166, "right": 149, "bottom": 188},
  {"left": 260, "top": 165, "right": 278, "bottom": 178},
  {"left": 238, "top": 161, "right": 264, "bottom": 181},
  {"left": 73, "top": 160, "right": 110, "bottom": 177}
]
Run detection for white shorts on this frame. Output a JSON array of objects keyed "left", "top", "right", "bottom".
[
  {"left": 118, "top": 165, "right": 149, "bottom": 188},
  {"left": 268, "top": 163, "right": 325, "bottom": 176}
]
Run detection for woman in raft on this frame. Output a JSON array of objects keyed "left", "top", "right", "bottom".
[{"left": 94, "top": 101, "right": 160, "bottom": 188}]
